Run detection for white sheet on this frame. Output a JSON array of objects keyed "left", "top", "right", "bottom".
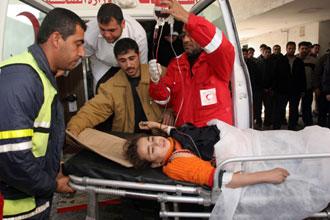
[{"left": 208, "top": 120, "right": 330, "bottom": 220}]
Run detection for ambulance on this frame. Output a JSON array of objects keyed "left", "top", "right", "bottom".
[{"left": 0, "top": 0, "right": 252, "bottom": 128}]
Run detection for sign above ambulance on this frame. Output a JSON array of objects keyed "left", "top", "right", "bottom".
[{"left": 43, "top": 0, "right": 197, "bottom": 19}]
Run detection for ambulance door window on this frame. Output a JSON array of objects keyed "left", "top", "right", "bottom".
[
  {"left": 197, "top": 1, "right": 228, "bottom": 37},
  {"left": 3, "top": 0, "right": 46, "bottom": 59}
]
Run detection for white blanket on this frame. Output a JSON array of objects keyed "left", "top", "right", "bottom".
[{"left": 208, "top": 120, "right": 330, "bottom": 220}]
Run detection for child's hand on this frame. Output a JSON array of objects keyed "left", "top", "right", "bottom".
[
  {"left": 139, "top": 121, "right": 159, "bottom": 129},
  {"left": 139, "top": 121, "right": 162, "bottom": 130},
  {"left": 265, "top": 168, "right": 289, "bottom": 184},
  {"left": 139, "top": 121, "right": 150, "bottom": 130}
]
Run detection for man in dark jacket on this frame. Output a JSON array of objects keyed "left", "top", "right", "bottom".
[
  {"left": 255, "top": 46, "right": 274, "bottom": 128},
  {"left": 271, "top": 47, "right": 289, "bottom": 129},
  {"left": 319, "top": 53, "right": 330, "bottom": 128},
  {"left": 0, "top": 8, "right": 85, "bottom": 219},
  {"left": 297, "top": 41, "right": 317, "bottom": 126},
  {"left": 243, "top": 48, "right": 259, "bottom": 123},
  {"left": 283, "top": 42, "right": 306, "bottom": 130}
]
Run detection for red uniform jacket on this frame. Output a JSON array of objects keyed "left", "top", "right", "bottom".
[{"left": 149, "top": 14, "right": 235, "bottom": 127}]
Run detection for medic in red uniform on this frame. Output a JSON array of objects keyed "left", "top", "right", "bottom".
[{"left": 149, "top": 11, "right": 235, "bottom": 127}]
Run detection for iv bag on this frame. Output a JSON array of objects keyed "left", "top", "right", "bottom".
[{"left": 154, "top": 0, "right": 170, "bottom": 19}]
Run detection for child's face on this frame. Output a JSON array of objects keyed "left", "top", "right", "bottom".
[{"left": 137, "top": 136, "right": 171, "bottom": 167}]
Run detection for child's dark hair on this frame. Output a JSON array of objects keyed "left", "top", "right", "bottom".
[
  {"left": 124, "top": 134, "right": 151, "bottom": 169},
  {"left": 124, "top": 128, "right": 169, "bottom": 169}
]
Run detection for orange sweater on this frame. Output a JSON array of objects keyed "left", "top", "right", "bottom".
[{"left": 162, "top": 138, "right": 215, "bottom": 187}]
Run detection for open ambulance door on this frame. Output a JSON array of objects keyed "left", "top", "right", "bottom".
[{"left": 191, "top": 0, "right": 253, "bottom": 128}]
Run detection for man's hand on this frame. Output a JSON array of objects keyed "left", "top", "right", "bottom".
[
  {"left": 56, "top": 174, "right": 75, "bottom": 193},
  {"left": 326, "top": 94, "right": 330, "bottom": 102},
  {"left": 149, "top": 59, "right": 162, "bottom": 83},
  {"left": 161, "top": 0, "right": 190, "bottom": 23}
]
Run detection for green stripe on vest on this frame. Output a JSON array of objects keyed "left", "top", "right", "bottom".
[{"left": 3, "top": 197, "right": 36, "bottom": 216}]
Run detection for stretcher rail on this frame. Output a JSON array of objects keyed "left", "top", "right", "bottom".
[
  {"left": 69, "top": 181, "right": 211, "bottom": 205},
  {"left": 213, "top": 153, "right": 330, "bottom": 190},
  {"left": 68, "top": 152, "right": 330, "bottom": 219},
  {"left": 70, "top": 175, "right": 205, "bottom": 195},
  {"left": 159, "top": 211, "right": 330, "bottom": 219}
]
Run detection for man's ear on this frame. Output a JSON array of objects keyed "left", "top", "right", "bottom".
[
  {"left": 121, "top": 19, "right": 125, "bottom": 29},
  {"left": 151, "top": 162, "right": 162, "bottom": 168},
  {"left": 49, "top": 31, "right": 62, "bottom": 49}
]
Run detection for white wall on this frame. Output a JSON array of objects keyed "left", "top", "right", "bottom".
[
  {"left": 231, "top": 0, "right": 294, "bottom": 21},
  {"left": 240, "top": 21, "right": 319, "bottom": 56},
  {"left": 288, "top": 22, "right": 319, "bottom": 46},
  {"left": 319, "top": 20, "right": 330, "bottom": 55}
]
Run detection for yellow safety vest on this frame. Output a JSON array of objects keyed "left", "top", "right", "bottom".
[{"left": 0, "top": 51, "right": 57, "bottom": 218}]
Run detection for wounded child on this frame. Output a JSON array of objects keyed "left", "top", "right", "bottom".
[
  {"left": 125, "top": 120, "right": 289, "bottom": 189},
  {"left": 124, "top": 119, "right": 330, "bottom": 220}
]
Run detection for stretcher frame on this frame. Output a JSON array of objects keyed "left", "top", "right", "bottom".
[{"left": 69, "top": 153, "right": 330, "bottom": 220}]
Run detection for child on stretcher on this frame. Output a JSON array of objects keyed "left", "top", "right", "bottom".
[{"left": 124, "top": 120, "right": 289, "bottom": 188}]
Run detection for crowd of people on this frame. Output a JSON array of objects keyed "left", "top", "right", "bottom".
[{"left": 243, "top": 42, "right": 330, "bottom": 130}]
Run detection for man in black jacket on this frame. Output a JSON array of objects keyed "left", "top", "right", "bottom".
[
  {"left": 255, "top": 46, "right": 274, "bottom": 129},
  {"left": 271, "top": 46, "right": 289, "bottom": 129},
  {"left": 283, "top": 42, "right": 306, "bottom": 130},
  {"left": 319, "top": 53, "right": 330, "bottom": 128}
]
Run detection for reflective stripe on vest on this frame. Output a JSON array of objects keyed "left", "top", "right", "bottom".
[
  {"left": 0, "top": 129, "right": 33, "bottom": 140},
  {"left": 2, "top": 198, "right": 36, "bottom": 217},
  {"left": 0, "top": 51, "right": 56, "bottom": 217},
  {"left": 3, "top": 201, "right": 50, "bottom": 220}
]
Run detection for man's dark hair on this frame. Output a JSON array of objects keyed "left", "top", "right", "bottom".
[
  {"left": 248, "top": 47, "right": 255, "bottom": 52},
  {"left": 273, "top": 44, "right": 281, "bottom": 49},
  {"left": 312, "top": 44, "right": 320, "bottom": 48},
  {"left": 260, "top": 44, "right": 267, "bottom": 49},
  {"left": 286, "top": 41, "right": 296, "bottom": 48},
  {"left": 298, "top": 41, "right": 311, "bottom": 48},
  {"left": 242, "top": 48, "right": 248, "bottom": 53},
  {"left": 97, "top": 3, "right": 124, "bottom": 25},
  {"left": 265, "top": 46, "right": 271, "bottom": 52},
  {"left": 37, "top": 8, "right": 86, "bottom": 44},
  {"left": 114, "top": 38, "right": 139, "bottom": 57}
]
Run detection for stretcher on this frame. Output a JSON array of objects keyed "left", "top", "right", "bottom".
[{"left": 64, "top": 149, "right": 330, "bottom": 220}]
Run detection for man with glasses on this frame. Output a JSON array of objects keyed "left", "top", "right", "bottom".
[
  {"left": 148, "top": 0, "right": 235, "bottom": 127},
  {"left": 84, "top": 3, "right": 148, "bottom": 92}
]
